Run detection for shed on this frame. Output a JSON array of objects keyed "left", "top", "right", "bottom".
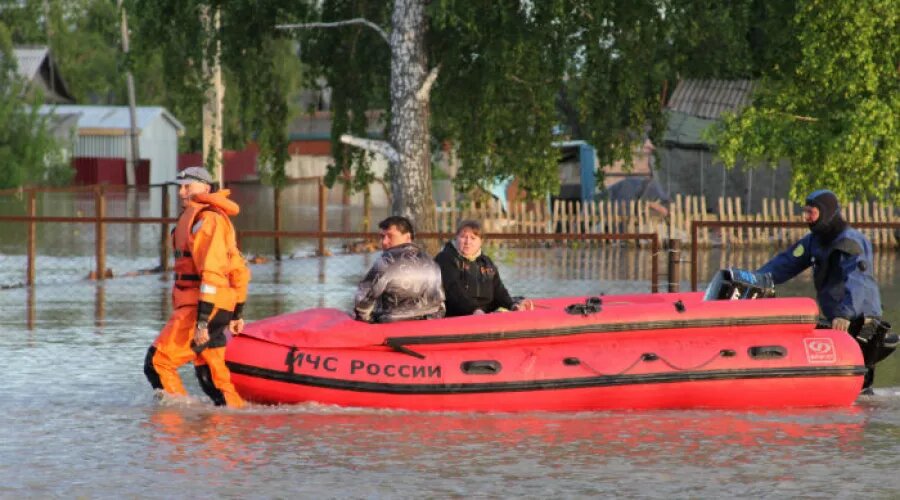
[
  {"left": 658, "top": 79, "right": 792, "bottom": 213},
  {"left": 13, "top": 46, "right": 75, "bottom": 104},
  {"left": 38, "top": 105, "right": 185, "bottom": 186}
]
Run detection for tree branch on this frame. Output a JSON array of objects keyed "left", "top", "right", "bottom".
[
  {"left": 761, "top": 109, "right": 819, "bottom": 122},
  {"left": 340, "top": 134, "right": 399, "bottom": 163},
  {"left": 276, "top": 18, "right": 390, "bottom": 45},
  {"left": 416, "top": 65, "right": 441, "bottom": 102}
]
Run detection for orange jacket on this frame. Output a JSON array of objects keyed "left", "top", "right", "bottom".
[{"left": 172, "top": 189, "right": 250, "bottom": 320}]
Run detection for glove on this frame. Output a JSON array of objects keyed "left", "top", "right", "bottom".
[
  {"left": 831, "top": 317, "right": 851, "bottom": 332},
  {"left": 512, "top": 299, "right": 535, "bottom": 311}
]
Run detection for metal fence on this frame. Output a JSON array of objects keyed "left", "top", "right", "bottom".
[
  {"left": 688, "top": 220, "right": 900, "bottom": 290},
  {"left": 0, "top": 183, "right": 665, "bottom": 292},
  {"left": 3, "top": 182, "right": 898, "bottom": 294}
]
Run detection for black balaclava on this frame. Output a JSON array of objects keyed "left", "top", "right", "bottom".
[{"left": 805, "top": 189, "right": 847, "bottom": 243}]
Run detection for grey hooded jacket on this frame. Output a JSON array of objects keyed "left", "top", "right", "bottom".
[{"left": 353, "top": 242, "right": 446, "bottom": 323}]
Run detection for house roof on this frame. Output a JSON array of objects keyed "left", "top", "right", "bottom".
[
  {"left": 13, "top": 46, "right": 75, "bottom": 104},
  {"left": 663, "top": 79, "right": 757, "bottom": 149},
  {"left": 14, "top": 46, "right": 46, "bottom": 79},
  {"left": 666, "top": 79, "right": 755, "bottom": 120},
  {"left": 38, "top": 105, "right": 186, "bottom": 136}
]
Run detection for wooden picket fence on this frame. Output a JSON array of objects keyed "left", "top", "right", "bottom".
[
  {"left": 435, "top": 195, "right": 900, "bottom": 249},
  {"left": 436, "top": 198, "right": 667, "bottom": 247}
]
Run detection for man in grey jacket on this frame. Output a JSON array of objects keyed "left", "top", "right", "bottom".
[{"left": 354, "top": 216, "right": 446, "bottom": 323}]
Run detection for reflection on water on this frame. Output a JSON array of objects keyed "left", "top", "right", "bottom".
[
  {"left": 4, "top": 247, "right": 900, "bottom": 496},
  {"left": 112, "top": 404, "right": 897, "bottom": 497}
]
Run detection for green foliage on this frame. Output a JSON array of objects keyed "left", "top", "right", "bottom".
[
  {"left": 666, "top": 0, "right": 754, "bottom": 79},
  {"left": 1, "top": 0, "right": 124, "bottom": 104},
  {"left": 429, "top": 1, "right": 568, "bottom": 198},
  {"left": 52, "top": 0, "right": 121, "bottom": 104},
  {"left": 131, "top": 0, "right": 311, "bottom": 187},
  {"left": 7, "top": 0, "right": 888, "bottom": 204},
  {"left": 2, "top": 0, "right": 311, "bottom": 188},
  {"left": 561, "top": 0, "right": 671, "bottom": 180},
  {"left": 299, "top": 0, "right": 792, "bottom": 201},
  {"left": 298, "top": 1, "right": 672, "bottom": 200},
  {"left": 0, "top": 22, "right": 70, "bottom": 189},
  {"left": 713, "top": 0, "right": 900, "bottom": 203},
  {"left": 300, "top": 0, "right": 391, "bottom": 192}
]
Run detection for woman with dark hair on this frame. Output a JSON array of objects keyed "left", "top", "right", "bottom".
[{"left": 435, "top": 220, "right": 533, "bottom": 317}]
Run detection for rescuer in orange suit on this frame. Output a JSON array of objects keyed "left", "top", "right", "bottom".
[{"left": 143, "top": 166, "right": 250, "bottom": 408}]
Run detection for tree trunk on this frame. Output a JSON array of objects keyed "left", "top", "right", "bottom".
[
  {"left": 201, "top": 6, "right": 224, "bottom": 187},
  {"left": 118, "top": 0, "right": 139, "bottom": 187},
  {"left": 389, "top": 0, "right": 435, "bottom": 237}
]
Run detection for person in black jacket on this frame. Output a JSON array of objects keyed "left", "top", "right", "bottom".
[{"left": 435, "top": 220, "right": 533, "bottom": 317}]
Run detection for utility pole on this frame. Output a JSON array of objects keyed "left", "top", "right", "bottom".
[
  {"left": 118, "top": 0, "right": 140, "bottom": 186},
  {"left": 43, "top": 1, "right": 54, "bottom": 97},
  {"left": 201, "top": 5, "right": 224, "bottom": 188}
]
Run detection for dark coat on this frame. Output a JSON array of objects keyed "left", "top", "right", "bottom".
[
  {"left": 758, "top": 227, "right": 882, "bottom": 321},
  {"left": 354, "top": 243, "right": 445, "bottom": 323},
  {"left": 434, "top": 242, "right": 515, "bottom": 317}
]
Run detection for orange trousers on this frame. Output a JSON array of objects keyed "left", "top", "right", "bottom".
[{"left": 144, "top": 305, "right": 244, "bottom": 408}]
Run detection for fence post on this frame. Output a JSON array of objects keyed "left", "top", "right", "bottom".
[
  {"left": 95, "top": 185, "right": 107, "bottom": 280},
  {"left": 318, "top": 178, "right": 327, "bottom": 256},
  {"left": 274, "top": 186, "right": 282, "bottom": 261},
  {"left": 26, "top": 190, "right": 36, "bottom": 286},
  {"left": 691, "top": 220, "right": 699, "bottom": 291},
  {"left": 650, "top": 235, "right": 659, "bottom": 293},
  {"left": 363, "top": 187, "right": 371, "bottom": 232},
  {"left": 159, "top": 185, "right": 170, "bottom": 273},
  {"left": 667, "top": 238, "right": 681, "bottom": 292}
]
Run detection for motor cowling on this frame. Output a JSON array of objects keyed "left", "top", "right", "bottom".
[{"left": 704, "top": 268, "right": 776, "bottom": 301}]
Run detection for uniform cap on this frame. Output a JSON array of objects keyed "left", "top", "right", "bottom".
[{"left": 174, "top": 166, "right": 214, "bottom": 185}]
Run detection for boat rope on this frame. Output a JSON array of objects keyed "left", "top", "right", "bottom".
[
  {"left": 652, "top": 349, "right": 737, "bottom": 371},
  {"left": 572, "top": 348, "right": 737, "bottom": 376},
  {"left": 575, "top": 356, "right": 645, "bottom": 377}
]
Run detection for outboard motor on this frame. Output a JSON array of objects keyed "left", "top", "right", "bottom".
[
  {"left": 852, "top": 318, "right": 898, "bottom": 390},
  {"left": 703, "top": 268, "right": 776, "bottom": 301}
]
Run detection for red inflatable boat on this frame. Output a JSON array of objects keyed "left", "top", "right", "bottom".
[{"left": 225, "top": 290, "right": 867, "bottom": 411}]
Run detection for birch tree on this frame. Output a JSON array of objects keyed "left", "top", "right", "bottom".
[
  {"left": 281, "top": 0, "right": 438, "bottom": 232},
  {"left": 292, "top": 1, "right": 694, "bottom": 225},
  {"left": 132, "top": 0, "right": 310, "bottom": 186}
]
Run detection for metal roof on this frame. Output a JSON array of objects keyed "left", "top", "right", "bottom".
[
  {"left": 666, "top": 79, "right": 755, "bottom": 120},
  {"left": 38, "top": 105, "right": 185, "bottom": 136}
]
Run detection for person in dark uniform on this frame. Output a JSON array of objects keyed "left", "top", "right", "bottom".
[{"left": 758, "top": 189, "right": 893, "bottom": 393}]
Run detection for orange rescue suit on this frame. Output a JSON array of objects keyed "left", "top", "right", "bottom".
[{"left": 144, "top": 189, "right": 250, "bottom": 408}]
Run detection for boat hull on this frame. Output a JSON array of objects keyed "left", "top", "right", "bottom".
[{"left": 225, "top": 293, "right": 865, "bottom": 411}]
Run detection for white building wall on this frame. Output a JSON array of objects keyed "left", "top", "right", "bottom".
[
  {"left": 285, "top": 153, "right": 390, "bottom": 207},
  {"left": 71, "top": 117, "right": 179, "bottom": 186},
  {"left": 139, "top": 117, "right": 179, "bottom": 186},
  {"left": 75, "top": 135, "right": 127, "bottom": 159}
]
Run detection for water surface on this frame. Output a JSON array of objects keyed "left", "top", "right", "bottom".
[{"left": 2, "top": 248, "right": 900, "bottom": 498}]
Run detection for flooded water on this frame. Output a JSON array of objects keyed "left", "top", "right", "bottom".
[{"left": 3, "top": 246, "right": 900, "bottom": 498}]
